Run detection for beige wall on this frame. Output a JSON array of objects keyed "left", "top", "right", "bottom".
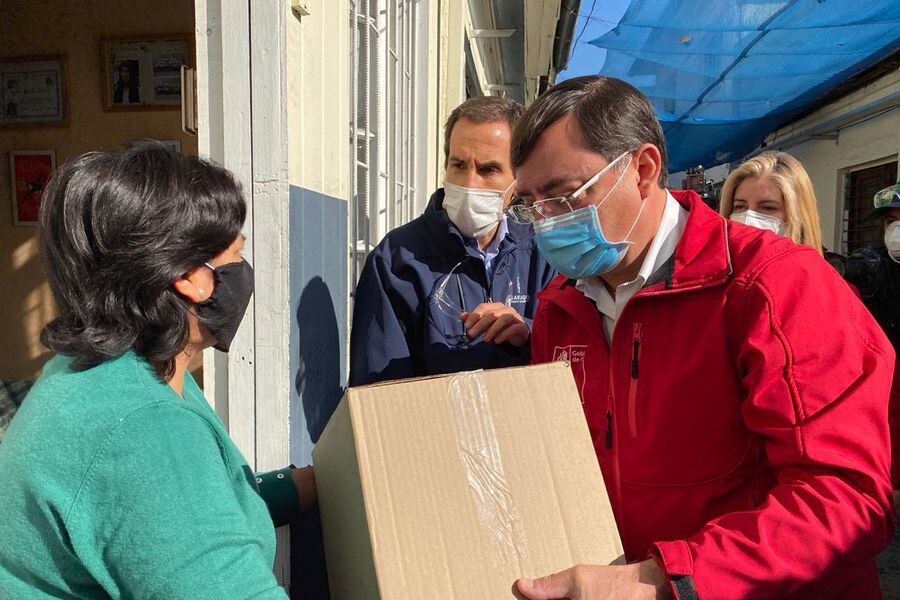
[
  {"left": 766, "top": 69, "right": 900, "bottom": 251},
  {"left": 0, "top": 0, "right": 196, "bottom": 379},
  {"left": 786, "top": 115, "right": 899, "bottom": 251},
  {"left": 434, "top": 0, "right": 467, "bottom": 188},
  {"left": 286, "top": 0, "right": 350, "bottom": 197}
]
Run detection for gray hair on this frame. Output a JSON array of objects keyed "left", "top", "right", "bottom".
[{"left": 443, "top": 96, "right": 525, "bottom": 165}]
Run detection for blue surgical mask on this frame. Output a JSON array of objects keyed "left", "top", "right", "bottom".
[
  {"left": 534, "top": 205, "right": 631, "bottom": 279},
  {"left": 533, "top": 158, "right": 640, "bottom": 279}
]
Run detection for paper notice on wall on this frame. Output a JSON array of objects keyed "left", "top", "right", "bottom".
[
  {"left": 108, "top": 39, "right": 188, "bottom": 107},
  {"left": 0, "top": 58, "right": 64, "bottom": 124}
]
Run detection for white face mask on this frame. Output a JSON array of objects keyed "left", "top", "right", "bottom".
[
  {"left": 885, "top": 221, "right": 900, "bottom": 264},
  {"left": 730, "top": 209, "right": 787, "bottom": 237},
  {"left": 442, "top": 181, "right": 511, "bottom": 238}
]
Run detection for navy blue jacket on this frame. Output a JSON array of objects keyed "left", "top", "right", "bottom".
[{"left": 348, "top": 188, "right": 556, "bottom": 386}]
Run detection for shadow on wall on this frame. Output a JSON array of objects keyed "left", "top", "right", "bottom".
[
  {"left": 294, "top": 276, "right": 343, "bottom": 444},
  {"left": 291, "top": 275, "right": 339, "bottom": 600}
]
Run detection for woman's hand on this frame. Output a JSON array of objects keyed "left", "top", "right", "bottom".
[{"left": 291, "top": 466, "right": 317, "bottom": 511}]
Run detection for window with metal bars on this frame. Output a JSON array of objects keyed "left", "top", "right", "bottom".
[
  {"left": 841, "top": 161, "right": 898, "bottom": 254},
  {"left": 349, "top": 0, "right": 422, "bottom": 291}
]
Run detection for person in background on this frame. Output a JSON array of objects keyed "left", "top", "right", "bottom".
[
  {"left": 844, "top": 182, "right": 900, "bottom": 510},
  {"left": 509, "top": 75, "right": 893, "bottom": 599},
  {"left": 720, "top": 151, "right": 823, "bottom": 253},
  {"left": 348, "top": 97, "right": 556, "bottom": 386},
  {"left": 0, "top": 146, "right": 315, "bottom": 598}
]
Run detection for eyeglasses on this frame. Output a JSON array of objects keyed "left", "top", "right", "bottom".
[
  {"left": 429, "top": 258, "right": 522, "bottom": 349},
  {"left": 505, "top": 152, "right": 632, "bottom": 224},
  {"left": 507, "top": 194, "right": 577, "bottom": 224}
]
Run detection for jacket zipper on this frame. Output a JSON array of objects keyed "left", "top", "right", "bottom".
[
  {"left": 605, "top": 407, "right": 613, "bottom": 449},
  {"left": 605, "top": 321, "right": 624, "bottom": 545},
  {"left": 627, "top": 322, "right": 643, "bottom": 438},
  {"left": 605, "top": 330, "right": 616, "bottom": 450},
  {"left": 538, "top": 255, "right": 731, "bottom": 559},
  {"left": 486, "top": 248, "right": 515, "bottom": 304}
]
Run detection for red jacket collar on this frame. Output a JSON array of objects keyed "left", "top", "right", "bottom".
[
  {"left": 668, "top": 189, "right": 732, "bottom": 290},
  {"left": 540, "top": 189, "right": 733, "bottom": 303}
]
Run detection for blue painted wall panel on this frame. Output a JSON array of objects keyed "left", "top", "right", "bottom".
[{"left": 288, "top": 185, "right": 348, "bottom": 466}]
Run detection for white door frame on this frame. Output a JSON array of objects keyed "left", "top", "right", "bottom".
[{"left": 195, "top": 0, "right": 292, "bottom": 584}]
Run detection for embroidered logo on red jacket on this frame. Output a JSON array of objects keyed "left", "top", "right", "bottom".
[{"left": 553, "top": 345, "right": 588, "bottom": 402}]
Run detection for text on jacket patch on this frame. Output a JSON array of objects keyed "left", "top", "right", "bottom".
[{"left": 553, "top": 345, "right": 588, "bottom": 402}]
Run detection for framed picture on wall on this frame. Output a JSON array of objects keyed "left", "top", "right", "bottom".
[
  {"left": 9, "top": 151, "right": 56, "bottom": 227},
  {"left": 0, "top": 56, "right": 67, "bottom": 127},
  {"left": 101, "top": 35, "right": 193, "bottom": 111}
]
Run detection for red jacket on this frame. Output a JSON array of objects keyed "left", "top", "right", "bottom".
[
  {"left": 531, "top": 190, "right": 895, "bottom": 599},
  {"left": 892, "top": 364, "right": 900, "bottom": 487}
]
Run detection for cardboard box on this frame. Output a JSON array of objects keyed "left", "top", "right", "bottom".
[{"left": 313, "top": 362, "right": 623, "bottom": 599}]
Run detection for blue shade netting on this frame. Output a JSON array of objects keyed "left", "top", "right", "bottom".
[{"left": 588, "top": 0, "right": 900, "bottom": 171}]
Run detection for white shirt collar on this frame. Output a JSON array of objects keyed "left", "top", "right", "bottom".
[
  {"left": 635, "top": 189, "right": 684, "bottom": 286},
  {"left": 485, "top": 218, "right": 508, "bottom": 255},
  {"left": 576, "top": 190, "right": 688, "bottom": 339}
]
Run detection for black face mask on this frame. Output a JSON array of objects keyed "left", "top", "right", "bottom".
[{"left": 195, "top": 259, "right": 254, "bottom": 352}]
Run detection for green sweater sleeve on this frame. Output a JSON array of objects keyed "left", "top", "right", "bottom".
[
  {"left": 255, "top": 467, "right": 301, "bottom": 527},
  {"left": 65, "top": 402, "right": 288, "bottom": 600}
]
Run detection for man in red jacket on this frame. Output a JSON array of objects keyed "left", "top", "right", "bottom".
[{"left": 509, "top": 76, "right": 895, "bottom": 599}]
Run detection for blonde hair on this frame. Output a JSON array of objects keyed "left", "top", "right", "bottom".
[{"left": 720, "top": 151, "right": 823, "bottom": 254}]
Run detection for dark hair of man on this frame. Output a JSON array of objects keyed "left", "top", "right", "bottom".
[
  {"left": 511, "top": 76, "right": 669, "bottom": 186},
  {"left": 443, "top": 96, "right": 525, "bottom": 166},
  {"left": 39, "top": 145, "right": 246, "bottom": 380}
]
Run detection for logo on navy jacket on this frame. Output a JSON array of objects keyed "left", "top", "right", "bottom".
[
  {"left": 505, "top": 293, "right": 529, "bottom": 306},
  {"left": 504, "top": 275, "right": 529, "bottom": 307},
  {"left": 553, "top": 345, "right": 588, "bottom": 402}
]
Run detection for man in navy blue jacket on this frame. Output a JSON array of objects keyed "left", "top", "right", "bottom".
[{"left": 349, "top": 97, "right": 556, "bottom": 386}]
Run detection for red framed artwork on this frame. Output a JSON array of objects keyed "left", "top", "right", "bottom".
[{"left": 9, "top": 150, "right": 55, "bottom": 226}]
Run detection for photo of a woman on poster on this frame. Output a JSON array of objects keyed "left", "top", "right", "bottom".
[{"left": 113, "top": 60, "right": 140, "bottom": 104}]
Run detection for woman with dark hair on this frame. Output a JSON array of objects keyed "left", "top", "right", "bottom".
[
  {"left": 0, "top": 146, "right": 314, "bottom": 598},
  {"left": 113, "top": 61, "right": 140, "bottom": 104}
]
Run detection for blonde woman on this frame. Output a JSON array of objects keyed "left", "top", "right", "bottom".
[{"left": 720, "top": 151, "right": 823, "bottom": 254}]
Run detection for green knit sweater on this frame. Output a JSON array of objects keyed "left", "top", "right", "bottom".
[{"left": 0, "top": 351, "right": 290, "bottom": 599}]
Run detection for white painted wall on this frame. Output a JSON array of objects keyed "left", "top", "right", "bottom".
[
  {"left": 433, "top": 0, "right": 467, "bottom": 187},
  {"left": 248, "top": 1, "right": 292, "bottom": 474},
  {"left": 196, "top": 0, "right": 256, "bottom": 455},
  {"left": 668, "top": 70, "right": 900, "bottom": 251},
  {"left": 193, "top": 0, "right": 568, "bottom": 588},
  {"left": 764, "top": 69, "right": 900, "bottom": 251},
  {"left": 196, "top": 0, "right": 292, "bottom": 475},
  {"left": 287, "top": 0, "right": 351, "bottom": 198},
  {"left": 524, "top": 0, "right": 561, "bottom": 102},
  {"left": 776, "top": 112, "right": 899, "bottom": 251},
  {"left": 416, "top": 0, "right": 436, "bottom": 214},
  {"left": 211, "top": 1, "right": 473, "bottom": 474},
  {"left": 196, "top": 0, "right": 293, "bottom": 584}
]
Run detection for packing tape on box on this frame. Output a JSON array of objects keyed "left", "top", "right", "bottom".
[{"left": 447, "top": 370, "right": 528, "bottom": 562}]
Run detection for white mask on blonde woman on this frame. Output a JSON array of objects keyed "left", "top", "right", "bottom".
[{"left": 730, "top": 209, "right": 787, "bottom": 237}]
